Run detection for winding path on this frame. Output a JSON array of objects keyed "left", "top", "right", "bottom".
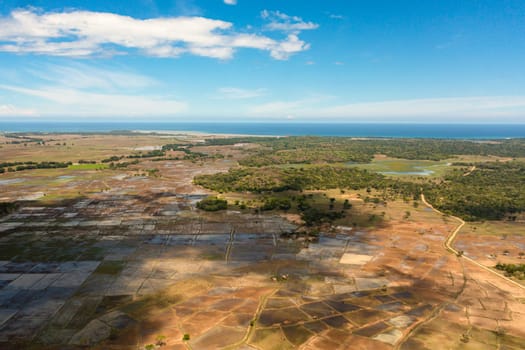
[
  {"left": 396, "top": 194, "right": 524, "bottom": 349},
  {"left": 420, "top": 194, "right": 524, "bottom": 290}
]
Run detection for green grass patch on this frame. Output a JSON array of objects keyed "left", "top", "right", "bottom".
[
  {"left": 68, "top": 163, "right": 108, "bottom": 170},
  {"left": 347, "top": 158, "right": 454, "bottom": 178},
  {"left": 462, "top": 221, "right": 525, "bottom": 236},
  {"left": 37, "top": 192, "right": 82, "bottom": 203}
]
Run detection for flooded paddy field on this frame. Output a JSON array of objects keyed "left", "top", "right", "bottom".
[{"left": 0, "top": 133, "right": 524, "bottom": 349}]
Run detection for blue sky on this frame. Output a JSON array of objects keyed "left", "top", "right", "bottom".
[{"left": 0, "top": 0, "right": 524, "bottom": 122}]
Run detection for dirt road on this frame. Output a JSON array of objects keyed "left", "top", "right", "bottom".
[{"left": 420, "top": 193, "right": 524, "bottom": 290}]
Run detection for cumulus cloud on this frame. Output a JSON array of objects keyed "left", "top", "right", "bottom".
[
  {"left": 270, "top": 34, "right": 310, "bottom": 60},
  {"left": 261, "top": 10, "right": 319, "bottom": 32},
  {"left": 0, "top": 9, "right": 315, "bottom": 60},
  {"left": 224, "top": 0, "right": 237, "bottom": 5},
  {"left": 257, "top": 10, "right": 317, "bottom": 59}
]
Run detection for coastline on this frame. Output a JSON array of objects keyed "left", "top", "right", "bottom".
[
  {"left": 130, "top": 129, "right": 282, "bottom": 138},
  {"left": 1, "top": 122, "right": 525, "bottom": 139}
]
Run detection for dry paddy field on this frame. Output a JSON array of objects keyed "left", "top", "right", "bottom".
[
  {"left": 0, "top": 134, "right": 524, "bottom": 350},
  {"left": 455, "top": 221, "right": 525, "bottom": 284}
]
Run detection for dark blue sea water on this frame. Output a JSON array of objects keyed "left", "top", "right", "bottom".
[{"left": 1, "top": 122, "right": 524, "bottom": 139}]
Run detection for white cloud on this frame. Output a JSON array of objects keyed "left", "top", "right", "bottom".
[
  {"left": 0, "top": 9, "right": 315, "bottom": 60},
  {"left": 0, "top": 84, "right": 187, "bottom": 117},
  {"left": 270, "top": 34, "right": 310, "bottom": 60},
  {"left": 224, "top": 0, "right": 237, "bottom": 5},
  {"left": 261, "top": 10, "right": 319, "bottom": 32},
  {"left": 0, "top": 61, "right": 187, "bottom": 118},
  {"left": 248, "top": 96, "right": 525, "bottom": 121},
  {"left": 320, "top": 96, "right": 525, "bottom": 118},
  {"left": 216, "top": 87, "right": 266, "bottom": 99},
  {"left": 0, "top": 104, "right": 37, "bottom": 116},
  {"left": 329, "top": 14, "right": 344, "bottom": 20},
  {"left": 26, "top": 63, "right": 158, "bottom": 91},
  {"left": 257, "top": 11, "right": 317, "bottom": 59}
]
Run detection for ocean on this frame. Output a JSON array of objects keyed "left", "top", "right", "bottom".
[{"left": 0, "top": 122, "right": 524, "bottom": 139}]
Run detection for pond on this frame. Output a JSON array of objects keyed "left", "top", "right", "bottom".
[
  {"left": 347, "top": 159, "right": 450, "bottom": 176},
  {"left": 380, "top": 168, "right": 434, "bottom": 176}
]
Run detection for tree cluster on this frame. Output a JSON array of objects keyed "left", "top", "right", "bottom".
[{"left": 196, "top": 196, "right": 228, "bottom": 211}]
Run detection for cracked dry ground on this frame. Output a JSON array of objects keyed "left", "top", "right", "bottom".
[{"left": 0, "top": 195, "right": 523, "bottom": 349}]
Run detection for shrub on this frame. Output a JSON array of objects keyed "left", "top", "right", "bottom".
[{"left": 196, "top": 197, "right": 227, "bottom": 211}]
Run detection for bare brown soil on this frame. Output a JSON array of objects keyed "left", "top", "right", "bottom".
[{"left": 0, "top": 133, "right": 523, "bottom": 350}]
